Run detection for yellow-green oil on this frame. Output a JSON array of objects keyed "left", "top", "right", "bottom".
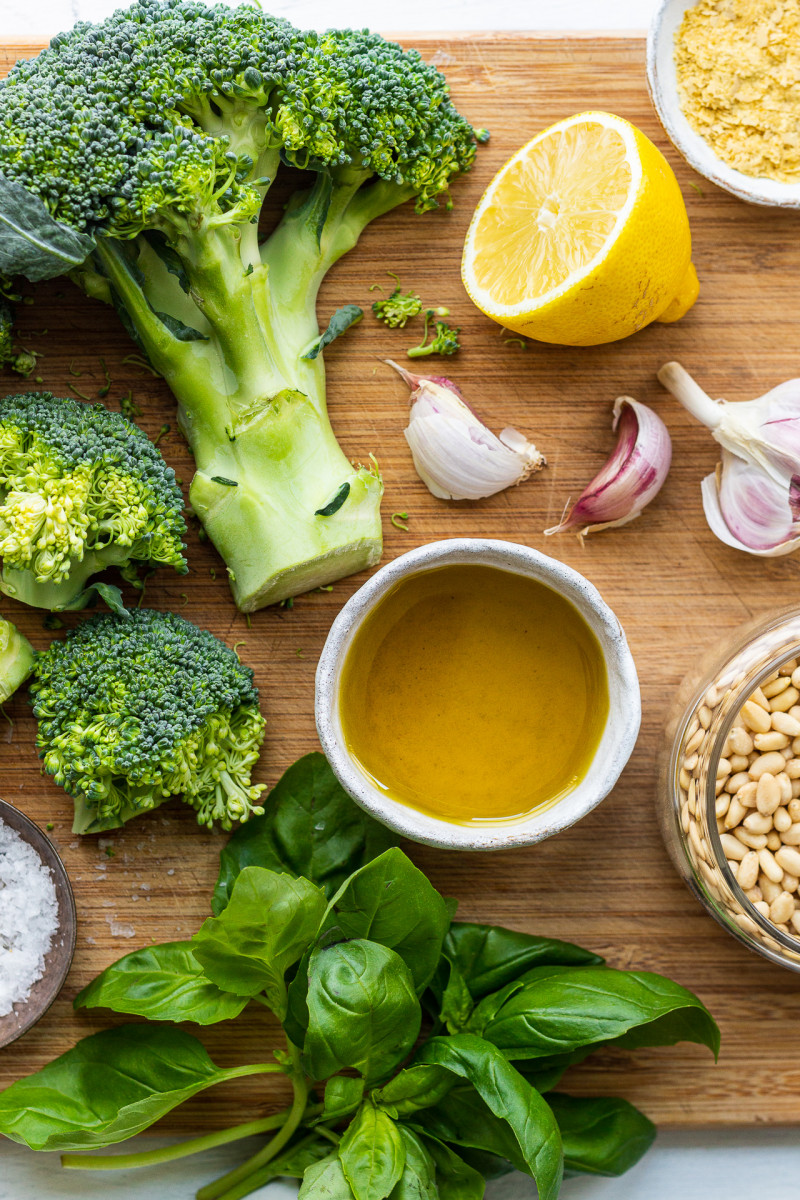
[{"left": 339, "top": 564, "right": 609, "bottom": 824}]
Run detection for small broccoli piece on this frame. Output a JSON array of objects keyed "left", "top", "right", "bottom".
[
  {"left": 407, "top": 309, "right": 462, "bottom": 358},
  {"left": 0, "top": 2, "right": 485, "bottom": 610},
  {"left": 0, "top": 393, "right": 187, "bottom": 612},
  {"left": 31, "top": 608, "right": 266, "bottom": 834},
  {"left": 372, "top": 274, "right": 423, "bottom": 329},
  {"left": 0, "top": 615, "right": 34, "bottom": 704}
]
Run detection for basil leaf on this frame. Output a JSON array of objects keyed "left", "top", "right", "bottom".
[
  {"left": 413, "top": 1033, "right": 563, "bottom": 1200},
  {"left": 433, "top": 922, "right": 603, "bottom": 1003},
  {"left": 390, "top": 1126, "right": 438, "bottom": 1200},
  {"left": 419, "top": 1134, "right": 486, "bottom": 1200},
  {"left": 326, "top": 848, "right": 450, "bottom": 994},
  {"left": 74, "top": 941, "right": 247, "bottom": 1025},
  {"left": 414, "top": 1085, "right": 530, "bottom": 1175},
  {"left": 512, "top": 1053, "right": 584, "bottom": 1094},
  {"left": 302, "top": 940, "right": 421, "bottom": 1085},
  {"left": 213, "top": 752, "right": 397, "bottom": 913},
  {"left": 191, "top": 866, "right": 326, "bottom": 1016},
  {"left": 0, "top": 1026, "right": 270, "bottom": 1151},
  {"left": 320, "top": 1076, "right": 365, "bottom": 1124},
  {"left": 437, "top": 959, "right": 474, "bottom": 1033},
  {"left": 302, "top": 304, "right": 363, "bottom": 360},
  {"left": 372, "top": 1065, "right": 454, "bottom": 1118},
  {"left": 299, "top": 1153, "right": 357, "bottom": 1198},
  {"left": 339, "top": 1105, "right": 405, "bottom": 1200},
  {"left": 548, "top": 1093, "right": 656, "bottom": 1178},
  {"left": 469, "top": 966, "right": 720, "bottom": 1060},
  {"left": 0, "top": 173, "right": 95, "bottom": 280}
]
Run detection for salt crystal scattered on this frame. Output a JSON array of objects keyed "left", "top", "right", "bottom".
[
  {"left": 0, "top": 819, "right": 59, "bottom": 1016},
  {"left": 167, "top": 869, "right": 175, "bottom": 876},
  {"left": 105, "top": 915, "right": 135, "bottom": 938}
]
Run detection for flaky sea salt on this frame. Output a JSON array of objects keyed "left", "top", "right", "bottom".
[{"left": 0, "top": 819, "right": 59, "bottom": 1016}]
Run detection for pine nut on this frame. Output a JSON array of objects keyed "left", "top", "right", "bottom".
[
  {"left": 716, "top": 794, "right": 730, "bottom": 818},
  {"left": 791, "top": 910, "right": 800, "bottom": 935},
  {"left": 770, "top": 892, "right": 795, "bottom": 925},
  {"left": 742, "top": 701, "right": 772, "bottom": 733},
  {"left": 773, "top": 712, "right": 800, "bottom": 736},
  {"left": 770, "top": 686, "right": 800, "bottom": 713},
  {"left": 749, "top": 751, "right": 787, "bottom": 779},
  {"left": 726, "top": 771, "right": 752, "bottom": 794},
  {"left": 728, "top": 859, "right": 739, "bottom": 880},
  {"left": 744, "top": 811, "right": 774, "bottom": 834},
  {"left": 792, "top": 667, "right": 800, "bottom": 689},
  {"left": 781, "top": 659, "right": 798, "bottom": 675},
  {"left": 793, "top": 780, "right": 800, "bottom": 797},
  {"left": 782, "top": 873, "right": 799, "bottom": 892},
  {"left": 775, "top": 845, "right": 800, "bottom": 876},
  {"left": 759, "top": 875, "right": 782, "bottom": 903},
  {"left": 788, "top": 799, "right": 800, "bottom": 822},
  {"left": 759, "top": 848, "right": 784, "bottom": 883},
  {"left": 756, "top": 773, "right": 782, "bottom": 815},
  {"left": 729, "top": 754, "right": 751, "bottom": 772},
  {"left": 730, "top": 726, "right": 754, "bottom": 755},
  {"left": 721, "top": 832, "right": 747, "bottom": 860},
  {"left": 688, "top": 818, "right": 707, "bottom": 862},
  {"left": 700, "top": 699, "right": 715, "bottom": 724},
  {"left": 685, "top": 727, "right": 705, "bottom": 755},
  {"left": 754, "top": 900, "right": 771, "bottom": 918},
  {"left": 680, "top": 768, "right": 692, "bottom": 791},
  {"left": 681, "top": 801, "right": 691, "bottom": 833},
  {"left": 775, "top": 806, "right": 793, "bottom": 832},
  {"left": 745, "top": 886, "right": 763, "bottom": 903},
  {"left": 777, "top": 773, "right": 793, "bottom": 803},
  {"left": 763, "top": 676, "right": 791, "bottom": 698},
  {"left": 725, "top": 796, "right": 748, "bottom": 829},
  {"left": 737, "top": 780, "right": 758, "bottom": 807},
  {"left": 737, "top": 851, "right": 759, "bottom": 890},
  {"left": 779, "top": 823, "right": 800, "bottom": 845},
  {"left": 717, "top": 757, "right": 732, "bottom": 779},
  {"left": 752, "top": 687, "right": 771, "bottom": 710},
  {"left": 754, "top": 731, "right": 790, "bottom": 751},
  {"left": 790, "top": 705, "right": 800, "bottom": 721},
  {"left": 715, "top": 778, "right": 726, "bottom": 796},
  {"left": 767, "top": 831, "right": 782, "bottom": 851},
  {"left": 785, "top": 759, "right": 800, "bottom": 779},
  {"left": 734, "top": 828, "right": 768, "bottom": 849}
]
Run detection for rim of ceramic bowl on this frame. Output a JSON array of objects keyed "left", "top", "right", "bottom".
[
  {"left": 647, "top": 0, "right": 800, "bottom": 209},
  {"left": 315, "top": 538, "right": 641, "bottom": 851},
  {"left": 0, "top": 800, "right": 77, "bottom": 1048}
]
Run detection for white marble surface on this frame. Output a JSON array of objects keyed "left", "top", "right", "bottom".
[{"left": 1, "top": 1, "right": 799, "bottom": 1197}]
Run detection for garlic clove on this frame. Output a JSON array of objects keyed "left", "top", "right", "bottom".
[
  {"left": 544, "top": 396, "right": 672, "bottom": 539},
  {"left": 386, "top": 360, "right": 545, "bottom": 502},
  {"left": 701, "top": 454, "right": 800, "bottom": 558}
]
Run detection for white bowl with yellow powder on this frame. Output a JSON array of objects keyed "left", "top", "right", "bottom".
[
  {"left": 316, "top": 538, "right": 641, "bottom": 851},
  {"left": 648, "top": 0, "right": 800, "bottom": 207}
]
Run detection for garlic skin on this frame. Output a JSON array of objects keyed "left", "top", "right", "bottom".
[
  {"left": 658, "top": 362, "right": 800, "bottom": 557},
  {"left": 544, "top": 396, "right": 672, "bottom": 539},
  {"left": 386, "top": 362, "right": 545, "bottom": 501}
]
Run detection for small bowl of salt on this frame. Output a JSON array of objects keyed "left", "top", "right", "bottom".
[{"left": 0, "top": 799, "right": 76, "bottom": 1048}]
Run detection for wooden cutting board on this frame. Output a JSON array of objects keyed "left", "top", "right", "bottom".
[{"left": 1, "top": 33, "right": 799, "bottom": 1133}]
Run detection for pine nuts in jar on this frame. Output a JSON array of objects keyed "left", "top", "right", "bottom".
[{"left": 660, "top": 610, "right": 800, "bottom": 972}]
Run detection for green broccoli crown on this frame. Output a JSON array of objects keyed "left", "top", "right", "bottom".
[
  {"left": 0, "top": 0, "right": 480, "bottom": 237},
  {"left": 31, "top": 607, "right": 266, "bottom": 832},
  {"left": 0, "top": 392, "right": 187, "bottom": 587}
]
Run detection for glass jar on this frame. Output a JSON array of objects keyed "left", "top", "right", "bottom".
[{"left": 659, "top": 607, "right": 800, "bottom": 972}]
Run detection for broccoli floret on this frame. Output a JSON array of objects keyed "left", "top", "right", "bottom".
[
  {"left": 372, "top": 274, "right": 423, "bottom": 329},
  {"left": 0, "top": 614, "right": 34, "bottom": 704},
  {"left": 0, "top": 277, "right": 38, "bottom": 378},
  {"left": 30, "top": 608, "right": 266, "bottom": 834},
  {"left": 0, "top": 1, "right": 484, "bottom": 610},
  {"left": 0, "top": 393, "right": 187, "bottom": 612},
  {"left": 407, "top": 309, "right": 462, "bottom": 358}
]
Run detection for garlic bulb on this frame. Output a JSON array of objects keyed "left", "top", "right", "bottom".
[
  {"left": 658, "top": 362, "right": 800, "bottom": 556},
  {"left": 544, "top": 396, "right": 672, "bottom": 539},
  {"left": 386, "top": 362, "right": 544, "bottom": 501}
]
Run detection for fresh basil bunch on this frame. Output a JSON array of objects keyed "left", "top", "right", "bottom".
[{"left": 0, "top": 754, "right": 720, "bottom": 1200}]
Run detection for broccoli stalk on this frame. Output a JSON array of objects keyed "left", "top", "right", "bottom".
[
  {"left": 0, "top": 614, "right": 34, "bottom": 704},
  {"left": 0, "top": 3, "right": 483, "bottom": 610},
  {"left": 407, "top": 309, "right": 462, "bottom": 358}
]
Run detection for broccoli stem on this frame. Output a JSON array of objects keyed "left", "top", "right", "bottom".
[
  {"left": 88, "top": 174, "right": 413, "bottom": 609},
  {"left": 0, "top": 545, "right": 130, "bottom": 611}
]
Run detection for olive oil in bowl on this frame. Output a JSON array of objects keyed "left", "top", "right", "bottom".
[{"left": 339, "top": 563, "right": 609, "bottom": 824}]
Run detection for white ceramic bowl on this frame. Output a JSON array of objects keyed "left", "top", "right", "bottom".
[
  {"left": 647, "top": 0, "right": 800, "bottom": 208},
  {"left": 315, "top": 538, "right": 641, "bottom": 851}
]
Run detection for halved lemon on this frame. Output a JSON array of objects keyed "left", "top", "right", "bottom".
[{"left": 462, "top": 112, "right": 699, "bottom": 346}]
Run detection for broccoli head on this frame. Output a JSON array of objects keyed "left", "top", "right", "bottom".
[
  {"left": 407, "top": 310, "right": 462, "bottom": 358},
  {"left": 0, "top": 1, "right": 483, "bottom": 609},
  {"left": 0, "top": 393, "right": 187, "bottom": 611},
  {"left": 372, "top": 275, "right": 423, "bottom": 329},
  {"left": 31, "top": 607, "right": 266, "bottom": 834},
  {"left": 0, "top": 613, "right": 34, "bottom": 704}
]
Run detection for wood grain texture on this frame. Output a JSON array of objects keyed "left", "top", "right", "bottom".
[{"left": 1, "top": 35, "right": 799, "bottom": 1132}]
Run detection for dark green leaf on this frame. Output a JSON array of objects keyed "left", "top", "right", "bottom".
[
  {"left": 326, "top": 848, "right": 450, "bottom": 994},
  {"left": 0, "top": 173, "right": 95, "bottom": 281},
  {"left": 372, "top": 1065, "right": 454, "bottom": 1118},
  {"left": 0, "top": 1026, "right": 269, "bottom": 1151},
  {"left": 339, "top": 1105, "right": 405, "bottom": 1200},
  {"left": 320, "top": 1076, "right": 365, "bottom": 1123},
  {"left": 213, "top": 752, "right": 397, "bottom": 913},
  {"left": 513, "top": 1053, "right": 585, "bottom": 1094},
  {"left": 438, "top": 960, "right": 474, "bottom": 1033},
  {"left": 141, "top": 230, "right": 190, "bottom": 293},
  {"left": 420, "top": 1134, "right": 485, "bottom": 1200},
  {"left": 451, "top": 1145, "right": 513, "bottom": 1182},
  {"left": 210, "top": 476, "right": 238, "bottom": 487},
  {"left": 548, "top": 1093, "right": 656, "bottom": 1178},
  {"left": 302, "top": 304, "right": 363, "bottom": 360},
  {"left": 191, "top": 866, "right": 325, "bottom": 1016},
  {"left": 60, "top": 582, "right": 130, "bottom": 616},
  {"left": 414, "top": 1085, "right": 531, "bottom": 1176},
  {"left": 469, "top": 966, "right": 720, "bottom": 1061},
  {"left": 316, "top": 481, "right": 351, "bottom": 516},
  {"left": 74, "top": 941, "right": 247, "bottom": 1025},
  {"left": 153, "top": 309, "right": 208, "bottom": 341},
  {"left": 435, "top": 923, "right": 603, "bottom": 1004},
  {"left": 303, "top": 940, "right": 421, "bottom": 1085},
  {"left": 299, "top": 1153, "right": 357, "bottom": 1198},
  {"left": 389, "top": 1127, "right": 438, "bottom": 1199},
  {"left": 413, "top": 1034, "right": 563, "bottom": 1200}
]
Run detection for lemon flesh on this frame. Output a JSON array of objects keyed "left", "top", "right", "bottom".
[{"left": 462, "top": 112, "right": 698, "bottom": 347}]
